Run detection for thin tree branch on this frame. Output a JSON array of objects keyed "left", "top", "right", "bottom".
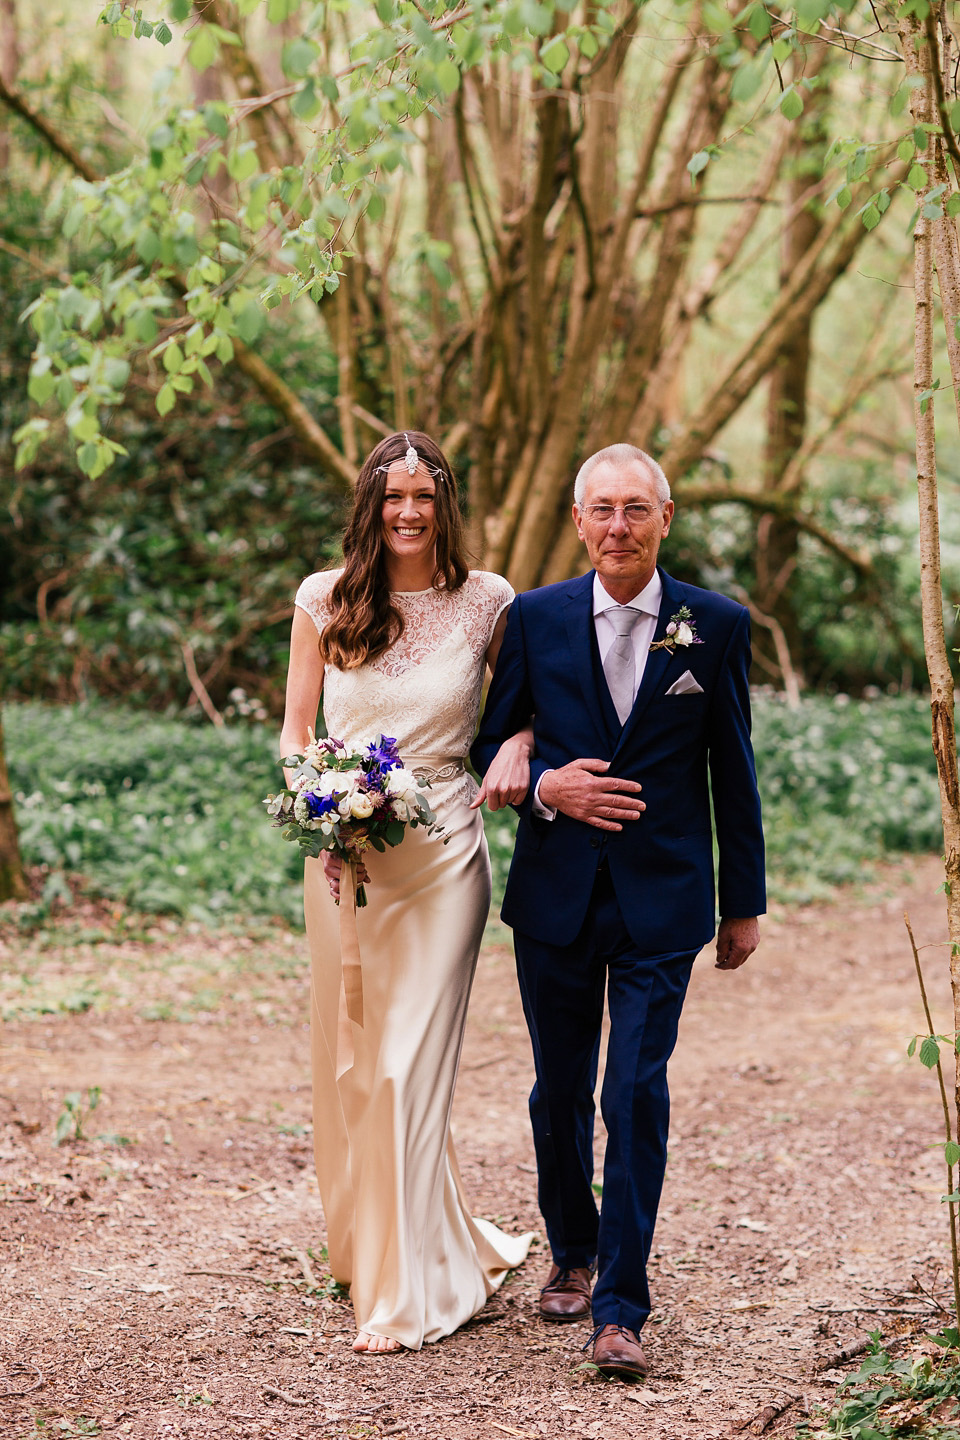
[
  {"left": 730, "top": 587, "right": 802, "bottom": 707},
  {"left": 672, "top": 483, "right": 875, "bottom": 576},
  {"left": 905, "top": 909, "right": 960, "bottom": 1324},
  {"left": 180, "top": 641, "right": 224, "bottom": 727},
  {"left": 0, "top": 70, "right": 100, "bottom": 181},
  {"left": 0, "top": 234, "right": 70, "bottom": 282},
  {"left": 927, "top": 8, "right": 960, "bottom": 182},
  {"left": 232, "top": 339, "right": 357, "bottom": 487}
]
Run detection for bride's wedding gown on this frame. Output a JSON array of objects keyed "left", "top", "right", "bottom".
[{"left": 294, "top": 569, "right": 532, "bottom": 1349}]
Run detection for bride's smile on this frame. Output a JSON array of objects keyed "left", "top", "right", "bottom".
[{"left": 381, "top": 466, "right": 439, "bottom": 578}]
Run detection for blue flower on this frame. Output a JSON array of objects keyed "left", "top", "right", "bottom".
[
  {"left": 365, "top": 735, "right": 402, "bottom": 775},
  {"left": 304, "top": 790, "right": 340, "bottom": 818}
]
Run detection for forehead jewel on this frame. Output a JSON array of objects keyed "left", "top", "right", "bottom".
[{"left": 374, "top": 435, "right": 444, "bottom": 480}]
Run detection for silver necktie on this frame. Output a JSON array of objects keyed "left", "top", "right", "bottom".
[{"left": 602, "top": 606, "right": 642, "bottom": 725}]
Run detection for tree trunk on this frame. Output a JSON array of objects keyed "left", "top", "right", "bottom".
[
  {"left": 0, "top": 0, "right": 18, "bottom": 173},
  {"left": 0, "top": 709, "right": 27, "bottom": 903},
  {"left": 899, "top": 7, "right": 960, "bottom": 1124}
]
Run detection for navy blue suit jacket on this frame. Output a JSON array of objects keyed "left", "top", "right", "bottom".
[{"left": 471, "top": 567, "right": 766, "bottom": 953}]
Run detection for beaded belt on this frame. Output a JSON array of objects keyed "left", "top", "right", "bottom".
[{"left": 406, "top": 755, "right": 466, "bottom": 783}]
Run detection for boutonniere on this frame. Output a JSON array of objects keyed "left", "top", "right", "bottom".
[{"left": 649, "top": 605, "right": 704, "bottom": 653}]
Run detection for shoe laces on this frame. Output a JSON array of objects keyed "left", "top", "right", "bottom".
[
  {"left": 542, "top": 1267, "right": 586, "bottom": 1293},
  {"left": 583, "top": 1323, "right": 638, "bottom": 1351}
]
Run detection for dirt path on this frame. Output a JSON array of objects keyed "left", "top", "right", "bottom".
[{"left": 1, "top": 858, "right": 955, "bottom": 1439}]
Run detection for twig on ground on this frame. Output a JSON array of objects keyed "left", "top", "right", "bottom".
[
  {"left": 281, "top": 1249, "right": 321, "bottom": 1290},
  {"left": 817, "top": 1328, "right": 917, "bottom": 1372},
  {"left": 229, "top": 1179, "right": 275, "bottom": 1203},
  {"left": 809, "top": 1304, "right": 938, "bottom": 1316},
  {"left": 0, "top": 1362, "right": 44, "bottom": 1397},
  {"left": 262, "top": 1384, "right": 311, "bottom": 1406},
  {"left": 912, "top": 1271, "right": 954, "bottom": 1317},
  {"left": 730, "top": 1391, "right": 802, "bottom": 1435}
]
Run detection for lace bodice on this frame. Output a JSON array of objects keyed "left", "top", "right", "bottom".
[{"left": 295, "top": 570, "right": 514, "bottom": 807}]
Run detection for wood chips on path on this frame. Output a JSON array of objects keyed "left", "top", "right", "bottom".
[{"left": 0, "top": 856, "right": 953, "bottom": 1438}]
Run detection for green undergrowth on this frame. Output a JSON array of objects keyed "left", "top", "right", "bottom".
[
  {"left": 799, "top": 1335, "right": 960, "bottom": 1440},
  {"left": 1, "top": 692, "right": 945, "bottom": 928}
]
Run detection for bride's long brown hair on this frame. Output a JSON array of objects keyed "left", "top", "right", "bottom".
[{"left": 319, "top": 431, "right": 470, "bottom": 670}]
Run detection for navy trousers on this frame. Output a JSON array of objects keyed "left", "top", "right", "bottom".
[{"left": 513, "top": 865, "right": 695, "bottom": 1333}]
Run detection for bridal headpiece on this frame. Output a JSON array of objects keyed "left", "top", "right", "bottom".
[
  {"left": 374, "top": 433, "right": 445, "bottom": 482},
  {"left": 402, "top": 433, "right": 419, "bottom": 475}
]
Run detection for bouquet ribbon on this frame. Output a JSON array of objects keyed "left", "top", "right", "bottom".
[{"left": 335, "top": 860, "right": 365, "bottom": 1079}]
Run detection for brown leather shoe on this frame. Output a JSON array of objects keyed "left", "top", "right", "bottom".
[
  {"left": 592, "top": 1323, "right": 649, "bottom": 1379},
  {"left": 538, "top": 1264, "right": 592, "bottom": 1320}
]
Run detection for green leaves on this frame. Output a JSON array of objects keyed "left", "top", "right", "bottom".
[
  {"left": 540, "top": 35, "right": 569, "bottom": 73},
  {"left": 282, "top": 36, "right": 319, "bottom": 79},
  {"left": 188, "top": 25, "right": 219, "bottom": 72},
  {"left": 22, "top": 0, "right": 634, "bottom": 476},
  {"left": 779, "top": 87, "right": 804, "bottom": 121}
]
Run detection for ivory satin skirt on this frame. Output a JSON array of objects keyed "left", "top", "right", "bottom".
[{"left": 303, "top": 788, "right": 532, "bottom": 1348}]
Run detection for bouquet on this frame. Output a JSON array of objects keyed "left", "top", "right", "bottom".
[{"left": 264, "top": 731, "right": 444, "bottom": 906}]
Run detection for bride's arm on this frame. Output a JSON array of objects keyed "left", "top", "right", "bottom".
[
  {"left": 280, "top": 609, "right": 356, "bottom": 900},
  {"left": 471, "top": 605, "right": 533, "bottom": 812},
  {"left": 279, "top": 607, "right": 325, "bottom": 784}
]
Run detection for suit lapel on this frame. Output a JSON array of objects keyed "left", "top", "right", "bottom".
[
  {"left": 561, "top": 572, "right": 619, "bottom": 750},
  {"left": 614, "top": 568, "right": 685, "bottom": 753}
]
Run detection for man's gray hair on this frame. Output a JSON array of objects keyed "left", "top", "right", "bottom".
[{"left": 573, "top": 444, "right": 671, "bottom": 507}]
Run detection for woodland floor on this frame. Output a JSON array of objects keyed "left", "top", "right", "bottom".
[{"left": 0, "top": 856, "right": 956, "bottom": 1440}]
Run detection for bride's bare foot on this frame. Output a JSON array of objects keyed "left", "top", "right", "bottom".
[{"left": 353, "top": 1330, "right": 403, "bottom": 1354}]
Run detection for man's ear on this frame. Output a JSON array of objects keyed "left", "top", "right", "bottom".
[{"left": 572, "top": 502, "right": 585, "bottom": 541}]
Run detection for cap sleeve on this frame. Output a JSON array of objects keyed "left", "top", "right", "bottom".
[
  {"left": 466, "top": 570, "right": 514, "bottom": 655},
  {"left": 294, "top": 570, "right": 340, "bottom": 637}
]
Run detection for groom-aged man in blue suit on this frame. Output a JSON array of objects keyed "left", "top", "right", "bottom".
[{"left": 472, "top": 444, "right": 765, "bottom": 1380}]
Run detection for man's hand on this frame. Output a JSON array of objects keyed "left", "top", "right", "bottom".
[
  {"left": 469, "top": 728, "right": 533, "bottom": 812},
  {"left": 715, "top": 916, "right": 759, "bottom": 970},
  {"left": 538, "top": 759, "right": 644, "bottom": 831},
  {"left": 322, "top": 852, "right": 370, "bottom": 903}
]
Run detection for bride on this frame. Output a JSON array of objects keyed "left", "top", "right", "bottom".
[{"left": 280, "top": 430, "right": 533, "bottom": 1353}]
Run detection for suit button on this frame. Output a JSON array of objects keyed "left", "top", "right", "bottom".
[{"left": 590, "top": 837, "right": 600, "bottom": 849}]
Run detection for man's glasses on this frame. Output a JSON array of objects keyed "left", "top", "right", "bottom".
[{"left": 579, "top": 502, "right": 664, "bottom": 526}]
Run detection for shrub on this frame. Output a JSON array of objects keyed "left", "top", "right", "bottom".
[{"left": 2, "top": 692, "right": 945, "bottom": 926}]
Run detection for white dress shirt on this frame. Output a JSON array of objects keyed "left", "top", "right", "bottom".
[{"left": 531, "top": 570, "right": 663, "bottom": 819}]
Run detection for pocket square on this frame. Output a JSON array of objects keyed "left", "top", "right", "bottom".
[{"left": 666, "top": 670, "right": 704, "bottom": 696}]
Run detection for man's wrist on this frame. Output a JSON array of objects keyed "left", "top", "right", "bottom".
[{"left": 532, "top": 770, "right": 557, "bottom": 821}]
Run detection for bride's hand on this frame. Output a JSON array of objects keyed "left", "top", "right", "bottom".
[
  {"left": 470, "top": 728, "right": 533, "bottom": 812},
  {"left": 321, "top": 853, "right": 370, "bottom": 902}
]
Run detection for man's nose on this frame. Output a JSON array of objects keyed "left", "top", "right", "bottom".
[{"left": 608, "top": 507, "right": 630, "bottom": 535}]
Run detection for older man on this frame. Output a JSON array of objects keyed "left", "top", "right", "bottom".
[{"left": 472, "top": 444, "right": 765, "bottom": 1379}]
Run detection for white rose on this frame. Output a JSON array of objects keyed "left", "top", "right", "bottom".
[
  {"left": 316, "top": 770, "right": 344, "bottom": 796},
  {"left": 391, "top": 798, "right": 410, "bottom": 820},
  {"left": 675, "top": 622, "right": 693, "bottom": 645},
  {"left": 386, "top": 766, "right": 415, "bottom": 795},
  {"left": 349, "top": 792, "right": 375, "bottom": 819}
]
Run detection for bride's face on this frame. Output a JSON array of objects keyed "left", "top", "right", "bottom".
[{"left": 380, "top": 462, "right": 439, "bottom": 565}]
